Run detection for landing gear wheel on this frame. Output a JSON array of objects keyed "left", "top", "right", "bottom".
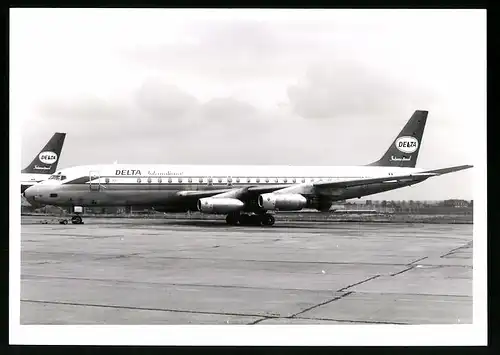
[
  {"left": 239, "top": 214, "right": 251, "bottom": 226},
  {"left": 226, "top": 214, "right": 239, "bottom": 226},
  {"left": 262, "top": 214, "right": 275, "bottom": 226},
  {"left": 249, "top": 214, "right": 262, "bottom": 226},
  {"left": 71, "top": 215, "right": 83, "bottom": 224}
]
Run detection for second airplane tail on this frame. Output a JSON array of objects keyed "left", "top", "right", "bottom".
[
  {"left": 22, "top": 132, "right": 66, "bottom": 175},
  {"left": 368, "top": 110, "right": 428, "bottom": 168}
]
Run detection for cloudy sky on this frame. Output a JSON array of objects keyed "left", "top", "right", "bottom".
[{"left": 11, "top": 9, "right": 485, "bottom": 200}]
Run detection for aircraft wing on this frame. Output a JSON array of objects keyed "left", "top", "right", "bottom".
[
  {"left": 177, "top": 184, "right": 293, "bottom": 200},
  {"left": 176, "top": 189, "right": 234, "bottom": 199},
  {"left": 175, "top": 164, "right": 472, "bottom": 202}
]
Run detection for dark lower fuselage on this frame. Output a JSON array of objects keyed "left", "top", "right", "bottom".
[{"left": 27, "top": 179, "right": 422, "bottom": 213}]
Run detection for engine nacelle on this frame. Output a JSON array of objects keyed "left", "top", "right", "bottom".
[
  {"left": 197, "top": 197, "right": 245, "bottom": 214},
  {"left": 258, "top": 193, "right": 307, "bottom": 211}
]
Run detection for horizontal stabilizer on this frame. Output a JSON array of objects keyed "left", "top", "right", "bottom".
[{"left": 421, "top": 164, "right": 473, "bottom": 175}]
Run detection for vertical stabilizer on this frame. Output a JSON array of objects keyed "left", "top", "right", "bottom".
[
  {"left": 22, "top": 132, "right": 66, "bottom": 174},
  {"left": 368, "top": 110, "right": 427, "bottom": 168}
]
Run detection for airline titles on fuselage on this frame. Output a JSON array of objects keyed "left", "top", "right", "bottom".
[{"left": 115, "top": 169, "right": 184, "bottom": 176}]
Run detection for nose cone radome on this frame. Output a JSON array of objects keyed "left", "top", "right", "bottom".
[{"left": 23, "top": 185, "right": 45, "bottom": 207}]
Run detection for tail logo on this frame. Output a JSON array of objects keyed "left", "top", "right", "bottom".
[
  {"left": 395, "top": 136, "right": 419, "bottom": 154},
  {"left": 38, "top": 151, "right": 58, "bottom": 164}
]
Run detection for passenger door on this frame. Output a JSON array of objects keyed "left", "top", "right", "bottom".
[{"left": 89, "top": 171, "right": 101, "bottom": 191}]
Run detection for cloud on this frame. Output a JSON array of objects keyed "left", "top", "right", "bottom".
[
  {"left": 40, "top": 95, "right": 130, "bottom": 122},
  {"left": 202, "top": 97, "right": 257, "bottom": 122},
  {"left": 134, "top": 79, "right": 199, "bottom": 120},
  {"left": 287, "top": 60, "right": 436, "bottom": 120},
  {"left": 125, "top": 19, "right": 334, "bottom": 81}
]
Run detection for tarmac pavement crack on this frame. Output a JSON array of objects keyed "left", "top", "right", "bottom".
[
  {"left": 94, "top": 253, "right": 141, "bottom": 260},
  {"left": 337, "top": 275, "right": 381, "bottom": 292},
  {"left": 20, "top": 274, "right": 378, "bottom": 293},
  {"left": 294, "top": 316, "right": 409, "bottom": 325},
  {"left": 248, "top": 318, "right": 268, "bottom": 325},
  {"left": 21, "top": 299, "right": 278, "bottom": 320},
  {"left": 289, "top": 291, "right": 354, "bottom": 318},
  {"left": 407, "top": 256, "right": 428, "bottom": 265},
  {"left": 21, "top": 250, "right": 443, "bottom": 268},
  {"left": 390, "top": 266, "right": 414, "bottom": 276},
  {"left": 440, "top": 242, "right": 472, "bottom": 258}
]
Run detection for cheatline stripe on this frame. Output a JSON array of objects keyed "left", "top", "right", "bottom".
[{"left": 63, "top": 176, "right": 365, "bottom": 185}]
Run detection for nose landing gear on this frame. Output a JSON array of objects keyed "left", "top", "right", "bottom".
[{"left": 71, "top": 215, "right": 84, "bottom": 224}]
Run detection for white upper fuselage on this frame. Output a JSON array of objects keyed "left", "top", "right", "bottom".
[{"left": 38, "top": 164, "right": 425, "bottom": 186}]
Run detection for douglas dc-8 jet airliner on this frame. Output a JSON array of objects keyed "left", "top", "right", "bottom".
[
  {"left": 24, "top": 111, "right": 472, "bottom": 226},
  {"left": 21, "top": 132, "right": 66, "bottom": 194}
]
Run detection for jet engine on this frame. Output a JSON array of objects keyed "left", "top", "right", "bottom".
[
  {"left": 197, "top": 197, "right": 245, "bottom": 214},
  {"left": 258, "top": 193, "right": 307, "bottom": 211}
]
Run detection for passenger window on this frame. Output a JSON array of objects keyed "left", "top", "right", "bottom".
[
  {"left": 235, "top": 178, "right": 240, "bottom": 183},
  {"left": 256, "top": 178, "right": 260, "bottom": 183},
  {"left": 61, "top": 176, "right": 67, "bottom": 180},
  {"left": 158, "top": 178, "right": 162, "bottom": 183},
  {"left": 265, "top": 178, "right": 269, "bottom": 183},
  {"left": 137, "top": 178, "right": 142, "bottom": 183},
  {"left": 188, "top": 178, "right": 192, "bottom": 183},
  {"left": 218, "top": 178, "right": 222, "bottom": 183},
  {"left": 105, "top": 178, "right": 110, "bottom": 184},
  {"left": 50, "top": 193, "right": 58, "bottom": 198},
  {"left": 178, "top": 178, "right": 183, "bottom": 183},
  {"left": 168, "top": 178, "right": 172, "bottom": 183}
]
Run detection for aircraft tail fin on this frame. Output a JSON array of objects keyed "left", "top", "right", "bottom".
[
  {"left": 22, "top": 132, "right": 66, "bottom": 174},
  {"left": 368, "top": 110, "right": 428, "bottom": 168}
]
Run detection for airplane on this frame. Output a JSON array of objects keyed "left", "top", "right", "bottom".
[
  {"left": 24, "top": 111, "right": 472, "bottom": 226},
  {"left": 21, "top": 132, "right": 66, "bottom": 194}
]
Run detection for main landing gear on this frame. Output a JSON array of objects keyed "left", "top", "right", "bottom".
[{"left": 225, "top": 213, "right": 275, "bottom": 226}]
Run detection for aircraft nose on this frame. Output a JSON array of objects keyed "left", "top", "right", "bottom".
[{"left": 24, "top": 185, "right": 44, "bottom": 206}]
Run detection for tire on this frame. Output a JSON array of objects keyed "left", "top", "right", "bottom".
[
  {"left": 262, "top": 214, "right": 275, "bottom": 226},
  {"left": 249, "top": 214, "right": 262, "bottom": 226},
  {"left": 226, "top": 214, "right": 238, "bottom": 226},
  {"left": 71, "top": 215, "right": 82, "bottom": 224},
  {"left": 239, "top": 214, "right": 250, "bottom": 226}
]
